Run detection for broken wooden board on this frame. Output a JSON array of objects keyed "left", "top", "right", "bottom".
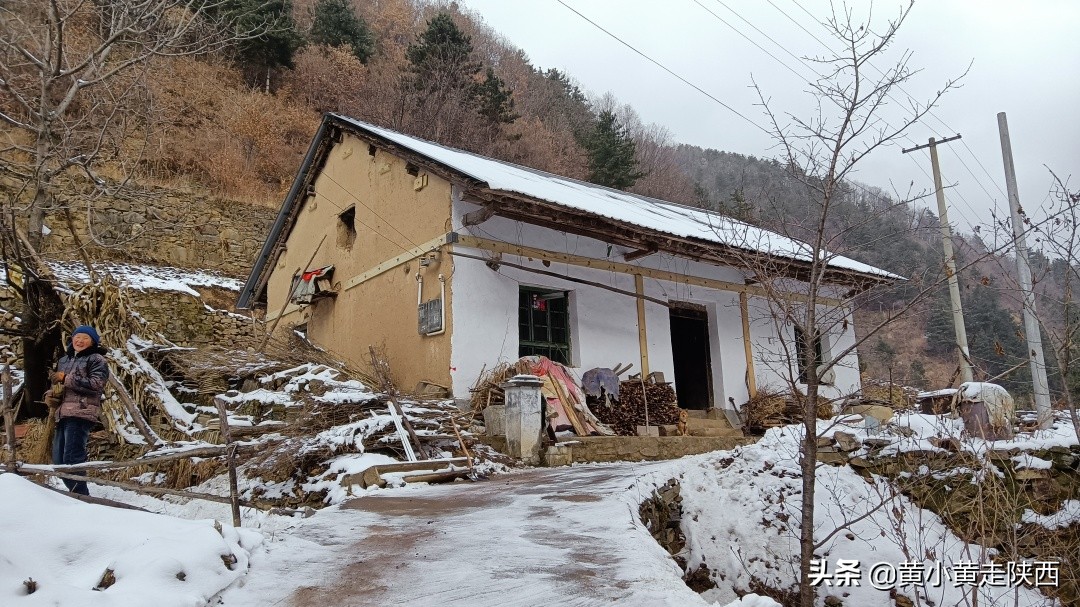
[{"left": 340, "top": 457, "right": 469, "bottom": 490}]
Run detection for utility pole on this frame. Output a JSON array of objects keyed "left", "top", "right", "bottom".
[
  {"left": 997, "top": 112, "right": 1052, "bottom": 428},
  {"left": 903, "top": 135, "right": 974, "bottom": 384}
]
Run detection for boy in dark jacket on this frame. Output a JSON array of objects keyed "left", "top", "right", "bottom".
[{"left": 44, "top": 325, "right": 109, "bottom": 495}]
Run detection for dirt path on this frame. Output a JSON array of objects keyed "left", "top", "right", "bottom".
[{"left": 222, "top": 463, "right": 708, "bottom": 607}]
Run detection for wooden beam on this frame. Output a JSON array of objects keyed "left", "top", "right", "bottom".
[
  {"left": 739, "top": 292, "right": 757, "bottom": 399},
  {"left": 635, "top": 274, "right": 650, "bottom": 377},
  {"left": 465, "top": 189, "right": 890, "bottom": 289},
  {"left": 266, "top": 233, "right": 454, "bottom": 323},
  {"left": 447, "top": 250, "right": 672, "bottom": 307},
  {"left": 453, "top": 234, "right": 842, "bottom": 306},
  {"left": 623, "top": 243, "right": 658, "bottom": 261},
  {"left": 461, "top": 204, "right": 498, "bottom": 227}
]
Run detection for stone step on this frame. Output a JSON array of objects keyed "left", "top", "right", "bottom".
[
  {"left": 688, "top": 427, "right": 743, "bottom": 438},
  {"left": 686, "top": 417, "right": 735, "bottom": 430},
  {"left": 685, "top": 409, "right": 724, "bottom": 420},
  {"left": 555, "top": 435, "right": 756, "bottom": 464}
]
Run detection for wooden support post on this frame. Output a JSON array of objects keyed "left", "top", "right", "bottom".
[
  {"left": 214, "top": 397, "right": 242, "bottom": 528},
  {"left": 2, "top": 365, "right": 16, "bottom": 470},
  {"left": 635, "top": 274, "right": 650, "bottom": 377},
  {"left": 739, "top": 292, "right": 758, "bottom": 398}
]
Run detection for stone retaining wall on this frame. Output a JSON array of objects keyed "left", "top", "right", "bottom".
[{"left": 17, "top": 181, "right": 276, "bottom": 275}]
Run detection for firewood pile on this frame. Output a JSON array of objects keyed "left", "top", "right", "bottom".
[
  {"left": 591, "top": 380, "right": 682, "bottom": 436},
  {"left": 469, "top": 359, "right": 534, "bottom": 415},
  {"left": 860, "top": 378, "right": 918, "bottom": 409},
  {"left": 742, "top": 388, "right": 835, "bottom": 434}
]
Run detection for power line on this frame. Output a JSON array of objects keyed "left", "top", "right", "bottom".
[
  {"left": 697, "top": 0, "right": 982, "bottom": 228},
  {"left": 552, "top": 0, "right": 769, "bottom": 136},
  {"left": 783, "top": 0, "right": 1008, "bottom": 203}
]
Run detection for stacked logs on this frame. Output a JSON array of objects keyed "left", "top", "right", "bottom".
[{"left": 591, "top": 380, "right": 682, "bottom": 436}]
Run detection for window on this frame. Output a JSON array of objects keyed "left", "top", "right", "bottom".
[
  {"left": 794, "top": 325, "right": 828, "bottom": 383},
  {"left": 519, "top": 288, "right": 570, "bottom": 364},
  {"left": 337, "top": 207, "right": 356, "bottom": 249}
]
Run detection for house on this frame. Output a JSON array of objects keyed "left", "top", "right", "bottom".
[{"left": 238, "top": 114, "right": 898, "bottom": 416}]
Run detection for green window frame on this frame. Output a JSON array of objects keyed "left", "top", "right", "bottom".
[
  {"left": 519, "top": 287, "right": 571, "bottom": 365},
  {"left": 794, "top": 325, "right": 825, "bottom": 384}
]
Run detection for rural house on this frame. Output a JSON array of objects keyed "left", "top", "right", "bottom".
[{"left": 238, "top": 114, "right": 897, "bottom": 416}]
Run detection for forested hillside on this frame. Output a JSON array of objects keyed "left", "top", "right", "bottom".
[{"left": 2, "top": 0, "right": 1067, "bottom": 399}]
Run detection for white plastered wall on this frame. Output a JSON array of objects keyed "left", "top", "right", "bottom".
[{"left": 448, "top": 195, "right": 863, "bottom": 407}]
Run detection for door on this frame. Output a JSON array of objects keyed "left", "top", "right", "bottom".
[{"left": 668, "top": 303, "right": 713, "bottom": 410}]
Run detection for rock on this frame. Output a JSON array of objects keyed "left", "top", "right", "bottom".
[
  {"left": 928, "top": 436, "right": 961, "bottom": 452},
  {"left": 834, "top": 431, "right": 862, "bottom": 452},
  {"left": 824, "top": 596, "right": 844, "bottom": 607}
]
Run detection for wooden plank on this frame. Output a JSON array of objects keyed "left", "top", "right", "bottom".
[
  {"left": 454, "top": 235, "right": 842, "bottom": 306},
  {"left": 375, "top": 457, "right": 468, "bottom": 474},
  {"left": 739, "top": 292, "right": 757, "bottom": 399},
  {"left": 341, "top": 233, "right": 452, "bottom": 292},
  {"left": 401, "top": 469, "right": 470, "bottom": 484},
  {"left": 2, "top": 365, "right": 15, "bottom": 470},
  {"left": 635, "top": 274, "right": 651, "bottom": 377},
  {"left": 214, "top": 397, "right": 242, "bottom": 527}
]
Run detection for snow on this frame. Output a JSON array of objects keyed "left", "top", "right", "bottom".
[
  {"left": 333, "top": 115, "right": 900, "bottom": 280},
  {"left": 48, "top": 261, "right": 242, "bottom": 297},
  {"left": 4, "top": 405, "right": 1074, "bottom": 605},
  {"left": 0, "top": 474, "right": 258, "bottom": 606},
  {"left": 1023, "top": 500, "right": 1080, "bottom": 531}
]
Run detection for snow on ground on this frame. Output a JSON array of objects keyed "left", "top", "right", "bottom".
[
  {"left": 4, "top": 410, "right": 1076, "bottom": 606},
  {"left": 0, "top": 474, "right": 259, "bottom": 606},
  {"left": 636, "top": 424, "right": 1064, "bottom": 606}
]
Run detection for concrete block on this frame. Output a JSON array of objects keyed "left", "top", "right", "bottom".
[{"left": 483, "top": 405, "right": 506, "bottom": 436}]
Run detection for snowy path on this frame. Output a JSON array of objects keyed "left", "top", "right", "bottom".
[{"left": 219, "top": 462, "right": 710, "bottom": 607}]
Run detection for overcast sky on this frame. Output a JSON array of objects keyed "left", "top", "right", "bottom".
[{"left": 455, "top": 0, "right": 1080, "bottom": 235}]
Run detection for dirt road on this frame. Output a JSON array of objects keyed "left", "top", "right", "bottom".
[{"left": 221, "top": 462, "right": 709, "bottom": 607}]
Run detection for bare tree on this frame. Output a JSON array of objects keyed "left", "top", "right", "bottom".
[
  {"left": 0, "top": 0, "right": 267, "bottom": 412},
  {"left": 745, "top": 3, "right": 964, "bottom": 604}
]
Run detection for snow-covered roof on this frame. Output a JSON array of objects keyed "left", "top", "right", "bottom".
[
  {"left": 334, "top": 115, "right": 900, "bottom": 281},
  {"left": 239, "top": 114, "right": 899, "bottom": 308}
]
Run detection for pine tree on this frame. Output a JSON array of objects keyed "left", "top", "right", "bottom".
[
  {"left": 406, "top": 13, "right": 480, "bottom": 92},
  {"left": 310, "top": 0, "right": 375, "bottom": 63},
  {"left": 216, "top": 0, "right": 304, "bottom": 88},
  {"left": 580, "top": 110, "right": 645, "bottom": 190},
  {"left": 472, "top": 67, "right": 518, "bottom": 125}
]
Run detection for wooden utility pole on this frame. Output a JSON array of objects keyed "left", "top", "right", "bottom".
[
  {"left": 903, "top": 135, "right": 974, "bottom": 384},
  {"left": 997, "top": 112, "right": 1052, "bottom": 428}
]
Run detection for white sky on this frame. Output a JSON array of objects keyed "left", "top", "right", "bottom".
[{"left": 455, "top": 0, "right": 1080, "bottom": 233}]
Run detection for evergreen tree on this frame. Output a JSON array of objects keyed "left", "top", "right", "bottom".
[
  {"left": 310, "top": 0, "right": 375, "bottom": 63},
  {"left": 580, "top": 110, "right": 645, "bottom": 190},
  {"left": 472, "top": 67, "right": 518, "bottom": 125},
  {"left": 406, "top": 13, "right": 480, "bottom": 92},
  {"left": 217, "top": 0, "right": 304, "bottom": 83}
]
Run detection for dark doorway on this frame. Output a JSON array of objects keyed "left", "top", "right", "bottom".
[{"left": 669, "top": 303, "right": 712, "bottom": 410}]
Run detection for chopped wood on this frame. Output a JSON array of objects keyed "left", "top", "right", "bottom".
[{"left": 591, "top": 381, "right": 681, "bottom": 436}]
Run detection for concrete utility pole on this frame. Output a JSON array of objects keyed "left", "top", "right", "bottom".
[
  {"left": 997, "top": 112, "right": 1053, "bottom": 428},
  {"left": 903, "top": 135, "right": 974, "bottom": 384}
]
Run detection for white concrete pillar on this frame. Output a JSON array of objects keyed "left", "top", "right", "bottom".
[{"left": 501, "top": 374, "right": 544, "bottom": 465}]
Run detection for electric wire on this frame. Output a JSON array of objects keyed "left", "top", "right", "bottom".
[
  {"left": 695, "top": 0, "right": 981, "bottom": 230},
  {"left": 553, "top": 0, "right": 769, "bottom": 136},
  {"left": 555, "top": 0, "right": 930, "bottom": 221},
  {"left": 318, "top": 170, "right": 422, "bottom": 252},
  {"left": 784, "top": 0, "right": 1008, "bottom": 203},
  {"left": 741, "top": 0, "right": 992, "bottom": 230}
]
